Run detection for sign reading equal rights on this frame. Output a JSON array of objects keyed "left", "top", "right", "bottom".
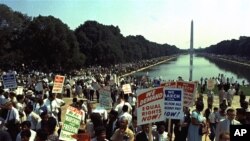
[{"left": 137, "top": 87, "right": 165, "bottom": 126}]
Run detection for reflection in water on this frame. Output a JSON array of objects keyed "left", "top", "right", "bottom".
[
  {"left": 205, "top": 57, "right": 250, "bottom": 83},
  {"left": 133, "top": 54, "right": 249, "bottom": 84}
]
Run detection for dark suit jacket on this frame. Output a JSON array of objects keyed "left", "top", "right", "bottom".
[
  {"left": 0, "top": 130, "right": 12, "bottom": 141},
  {"left": 136, "top": 131, "right": 159, "bottom": 141},
  {"left": 106, "top": 120, "right": 118, "bottom": 140}
]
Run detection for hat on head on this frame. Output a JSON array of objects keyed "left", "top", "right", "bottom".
[{"left": 26, "top": 90, "right": 34, "bottom": 95}]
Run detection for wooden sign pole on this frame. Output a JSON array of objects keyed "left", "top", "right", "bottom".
[
  {"left": 149, "top": 123, "right": 153, "bottom": 141},
  {"left": 168, "top": 119, "right": 172, "bottom": 141}
]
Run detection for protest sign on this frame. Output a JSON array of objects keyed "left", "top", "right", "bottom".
[
  {"left": 160, "top": 81, "right": 176, "bottom": 87},
  {"left": 2, "top": 73, "right": 17, "bottom": 89},
  {"left": 164, "top": 88, "right": 184, "bottom": 119},
  {"left": 99, "top": 89, "right": 112, "bottom": 109},
  {"left": 176, "top": 81, "right": 196, "bottom": 107},
  {"left": 52, "top": 75, "right": 65, "bottom": 93},
  {"left": 59, "top": 106, "right": 82, "bottom": 141},
  {"left": 137, "top": 87, "right": 164, "bottom": 126},
  {"left": 207, "top": 79, "right": 215, "bottom": 90},
  {"left": 122, "top": 84, "right": 132, "bottom": 94}
]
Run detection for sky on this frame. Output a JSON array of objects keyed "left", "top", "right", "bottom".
[{"left": 1, "top": 0, "right": 250, "bottom": 49}]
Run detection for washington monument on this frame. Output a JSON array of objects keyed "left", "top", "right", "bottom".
[{"left": 189, "top": 20, "right": 193, "bottom": 81}]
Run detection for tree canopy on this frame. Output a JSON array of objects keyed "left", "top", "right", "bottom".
[
  {"left": 196, "top": 36, "right": 250, "bottom": 58},
  {"left": 0, "top": 4, "right": 180, "bottom": 72}
]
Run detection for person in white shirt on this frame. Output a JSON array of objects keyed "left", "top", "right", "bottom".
[
  {"left": 5, "top": 101, "right": 20, "bottom": 124},
  {"left": 208, "top": 107, "right": 219, "bottom": 141},
  {"left": 115, "top": 97, "right": 132, "bottom": 116},
  {"left": 119, "top": 105, "right": 132, "bottom": 126},
  {"left": 4, "top": 101, "right": 20, "bottom": 140},
  {"left": 24, "top": 104, "right": 41, "bottom": 130},
  {"left": 43, "top": 93, "right": 60, "bottom": 121},
  {"left": 16, "top": 95, "right": 26, "bottom": 122},
  {"left": 55, "top": 97, "right": 65, "bottom": 107},
  {"left": 65, "top": 82, "right": 71, "bottom": 97},
  {"left": 16, "top": 121, "right": 36, "bottom": 141},
  {"left": 79, "top": 100, "right": 88, "bottom": 113},
  {"left": 54, "top": 96, "right": 65, "bottom": 122},
  {"left": 158, "top": 123, "right": 168, "bottom": 141},
  {"left": 0, "top": 91, "right": 8, "bottom": 106},
  {"left": 33, "top": 98, "right": 47, "bottom": 116},
  {"left": 79, "top": 100, "right": 88, "bottom": 122},
  {"left": 128, "top": 93, "right": 137, "bottom": 116},
  {"left": 215, "top": 108, "right": 241, "bottom": 141},
  {"left": 227, "top": 85, "right": 236, "bottom": 106}
]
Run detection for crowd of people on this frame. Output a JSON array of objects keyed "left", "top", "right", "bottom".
[{"left": 0, "top": 63, "right": 250, "bottom": 141}]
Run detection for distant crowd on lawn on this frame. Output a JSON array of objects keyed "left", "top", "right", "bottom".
[{"left": 0, "top": 56, "right": 250, "bottom": 141}]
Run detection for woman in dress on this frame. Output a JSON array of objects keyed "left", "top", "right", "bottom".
[{"left": 187, "top": 101, "right": 206, "bottom": 141}]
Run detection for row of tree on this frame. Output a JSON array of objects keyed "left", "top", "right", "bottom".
[
  {"left": 196, "top": 36, "right": 250, "bottom": 57},
  {"left": 0, "top": 4, "right": 180, "bottom": 73}
]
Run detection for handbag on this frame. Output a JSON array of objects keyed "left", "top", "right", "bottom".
[
  {"left": 198, "top": 125, "right": 208, "bottom": 135},
  {"left": 196, "top": 111, "right": 208, "bottom": 135}
]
